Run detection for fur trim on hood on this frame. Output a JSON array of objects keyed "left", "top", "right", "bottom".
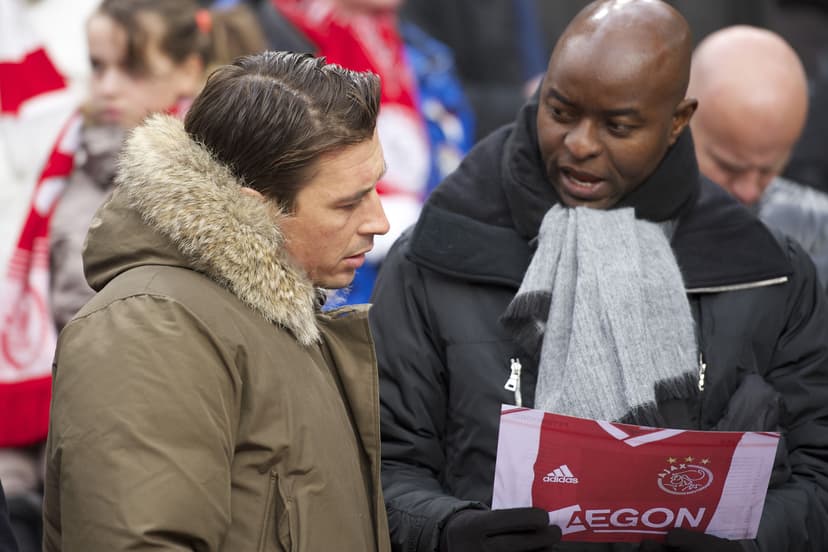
[{"left": 115, "top": 114, "right": 320, "bottom": 345}]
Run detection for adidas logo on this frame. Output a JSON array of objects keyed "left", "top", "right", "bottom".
[{"left": 542, "top": 464, "right": 579, "bottom": 484}]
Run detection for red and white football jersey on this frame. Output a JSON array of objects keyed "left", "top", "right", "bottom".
[{"left": 493, "top": 406, "right": 779, "bottom": 543}]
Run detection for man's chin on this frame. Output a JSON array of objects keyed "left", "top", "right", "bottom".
[
  {"left": 314, "top": 271, "right": 357, "bottom": 291},
  {"left": 557, "top": 194, "right": 618, "bottom": 211}
]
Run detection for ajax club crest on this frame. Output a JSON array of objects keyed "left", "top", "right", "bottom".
[{"left": 657, "top": 456, "right": 714, "bottom": 495}]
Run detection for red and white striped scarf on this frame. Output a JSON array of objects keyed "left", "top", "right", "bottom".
[
  {"left": 0, "top": 1, "right": 196, "bottom": 446},
  {"left": 0, "top": 114, "right": 80, "bottom": 447},
  {"left": 0, "top": 0, "right": 78, "bottom": 446}
]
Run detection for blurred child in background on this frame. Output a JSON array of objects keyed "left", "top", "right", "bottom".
[{"left": 50, "top": 0, "right": 266, "bottom": 330}]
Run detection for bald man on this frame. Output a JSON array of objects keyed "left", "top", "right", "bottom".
[
  {"left": 690, "top": 26, "right": 828, "bottom": 288},
  {"left": 371, "top": 1, "right": 828, "bottom": 551}
]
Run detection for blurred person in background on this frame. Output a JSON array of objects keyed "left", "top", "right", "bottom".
[
  {"left": 0, "top": 1, "right": 83, "bottom": 550},
  {"left": 252, "top": 0, "right": 474, "bottom": 304},
  {"left": 50, "top": 0, "right": 266, "bottom": 331},
  {"left": 688, "top": 26, "right": 828, "bottom": 289},
  {"left": 2, "top": 1, "right": 265, "bottom": 550},
  {"left": 44, "top": 51, "right": 391, "bottom": 551}
]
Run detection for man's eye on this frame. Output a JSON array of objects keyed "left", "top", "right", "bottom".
[
  {"left": 606, "top": 121, "right": 633, "bottom": 136},
  {"left": 717, "top": 161, "right": 741, "bottom": 176},
  {"left": 548, "top": 105, "right": 574, "bottom": 122}
]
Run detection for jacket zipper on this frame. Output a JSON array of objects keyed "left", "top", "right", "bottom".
[
  {"left": 691, "top": 296, "right": 707, "bottom": 427},
  {"left": 685, "top": 276, "right": 788, "bottom": 294},
  {"left": 686, "top": 277, "right": 787, "bottom": 422},
  {"left": 504, "top": 358, "right": 522, "bottom": 407}
]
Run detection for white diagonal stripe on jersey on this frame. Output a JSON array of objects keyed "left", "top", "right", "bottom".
[
  {"left": 623, "top": 429, "right": 685, "bottom": 447},
  {"left": 597, "top": 420, "right": 630, "bottom": 440}
]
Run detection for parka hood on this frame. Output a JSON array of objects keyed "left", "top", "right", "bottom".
[{"left": 83, "top": 114, "right": 320, "bottom": 345}]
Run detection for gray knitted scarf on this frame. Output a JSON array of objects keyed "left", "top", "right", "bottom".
[{"left": 502, "top": 205, "right": 698, "bottom": 425}]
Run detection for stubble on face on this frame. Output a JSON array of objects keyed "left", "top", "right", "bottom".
[{"left": 280, "top": 133, "right": 388, "bottom": 289}]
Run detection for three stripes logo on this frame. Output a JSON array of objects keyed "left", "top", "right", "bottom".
[{"left": 542, "top": 464, "right": 579, "bottom": 484}]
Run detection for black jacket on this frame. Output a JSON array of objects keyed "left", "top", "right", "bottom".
[{"left": 370, "top": 100, "right": 828, "bottom": 551}]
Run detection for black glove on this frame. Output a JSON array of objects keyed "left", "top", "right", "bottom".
[
  {"left": 664, "top": 529, "right": 743, "bottom": 551},
  {"left": 639, "top": 539, "right": 672, "bottom": 551},
  {"left": 439, "top": 507, "right": 562, "bottom": 552}
]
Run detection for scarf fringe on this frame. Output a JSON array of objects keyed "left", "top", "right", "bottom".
[
  {"left": 619, "top": 372, "right": 700, "bottom": 427},
  {"left": 500, "top": 290, "right": 551, "bottom": 357}
]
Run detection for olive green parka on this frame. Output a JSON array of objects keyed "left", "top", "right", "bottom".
[{"left": 43, "top": 115, "right": 391, "bottom": 552}]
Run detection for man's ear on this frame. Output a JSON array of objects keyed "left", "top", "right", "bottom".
[
  {"left": 668, "top": 98, "right": 698, "bottom": 145},
  {"left": 240, "top": 186, "right": 287, "bottom": 217},
  {"left": 240, "top": 186, "right": 265, "bottom": 201}
]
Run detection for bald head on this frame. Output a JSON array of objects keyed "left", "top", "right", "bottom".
[
  {"left": 689, "top": 26, "right": 808, "bottom": 205},
  {"left": 557, "top": 0, "right": 694, "bottom": 106},
  {"left": 537, "top": 0, "right": 698, "bottom": 210}
]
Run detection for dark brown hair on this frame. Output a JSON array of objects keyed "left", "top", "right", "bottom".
[
  {"left": 96, "top": 0, "right": 266, "bottom": 76},
  {"left": 184, "top": 51, "right": 382, "bottom": 210}
]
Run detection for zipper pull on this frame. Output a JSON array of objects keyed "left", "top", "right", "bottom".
[
  {"left": 698, "top": 352, "right": 707, "bottom": 392},
  {"left": 504, "top": 358, "right": 523, "bottom": 407}
]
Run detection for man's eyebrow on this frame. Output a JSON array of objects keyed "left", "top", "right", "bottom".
[
  {"left": 337, "top": 185, "right": 374, "bottom": 204},
  {"left": 548, "top": 87, "right": 641, "bottom": 119},
  {"left": 336, "top": 163, "right": 386, "bottom": 204},
  {"left": 603, "top": 107, "right": 642, "bottom": 118},
  {"left": 709, "top": 150, "right": 748, "bottom": 172},
  {"left": 546, "top": 88, "right": 575, "bottom": 107}
]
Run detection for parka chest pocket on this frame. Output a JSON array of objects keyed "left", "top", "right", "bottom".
[{"left": 258, "top": 471, "right": 296, "bottom": 552}]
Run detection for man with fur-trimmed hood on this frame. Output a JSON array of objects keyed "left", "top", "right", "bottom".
[{"left": 43, "top": 52, "right": 391, "bottom": 551}]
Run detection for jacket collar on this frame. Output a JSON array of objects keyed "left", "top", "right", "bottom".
[
  {"left": 408, "top": 100, "right": 792, "bottom": 290},
  {"left": 101, "top": 114, "right": 320, "bottom": 345}
]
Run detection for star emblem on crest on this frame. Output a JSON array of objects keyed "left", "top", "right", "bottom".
[
  {"left": 667, "top": 457, "right": 677, "bottom": 464},
  {"left": 685, "top": 456, "right": 694, "bottom": 462},
  {"left": 701, "top": 458, "right": 710, "bottom": 465}
]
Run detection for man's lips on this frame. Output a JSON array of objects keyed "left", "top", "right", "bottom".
[
  {"left": 557, "top": 166, "right": 609, "bottom": 202},
  {"left": 346, "top": 247, "right": 373, "bottom": 259},
  {"left": 343, "top": 247, "right": 372, "bottom": 268},
  {"left": 560, "top": 166, "right": 603, "bottom": 183}
]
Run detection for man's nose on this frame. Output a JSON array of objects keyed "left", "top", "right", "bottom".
[
  {"left": 361, "top": 190, "right": 390, "bottom": 236},
  {"left": 729, "top": 169, "right": 767, "bottom": 206},
  {"left": 564, "top": 119, "right": 602, "bottom": 160}
]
